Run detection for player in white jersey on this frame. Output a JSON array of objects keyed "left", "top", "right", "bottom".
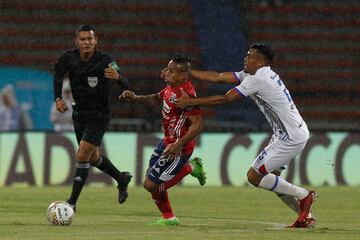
[{"left": 175, "top": 43, "right": 317, "bottom": 228}]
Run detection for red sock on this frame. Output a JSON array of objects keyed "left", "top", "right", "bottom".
[
  {"left": 151, "top": 163, "right": 192, "bottom": 219},
  {"left": 161, "top": 163, "right": 192, "bottom": 190},
  {"left": 151, "top": 190, "right": 174, "bottom": 219}
]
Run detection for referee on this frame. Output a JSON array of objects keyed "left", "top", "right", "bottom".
[{"left": 53, "top": 24, "right": 132, "bottom": 211}]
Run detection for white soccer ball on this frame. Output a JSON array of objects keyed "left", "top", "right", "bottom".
[{"left": 47, "top": 201, "right": 74, "bottom": 226}]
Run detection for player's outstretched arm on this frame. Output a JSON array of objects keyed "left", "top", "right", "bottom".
[
  {"left": 175, "top": 88, "right": 243, "bottom": 108},
  {"left": 191, "top": 70, "right": 238, "bottom": 84},
  {"left": 119, "top": 90, "right": 161, "bottom": 105}
]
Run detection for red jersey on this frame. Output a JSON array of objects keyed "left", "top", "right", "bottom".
[{"left": 159, "top": 80, "right": 201, "bottom": 156}]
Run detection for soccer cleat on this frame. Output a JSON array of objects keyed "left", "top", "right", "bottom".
[
  {"left": 117, "top": 171, "right": 132, "bottom": 204},
  {"left": 287, "top": 217, "right": 317, "bottom": 228},
  {"left": 155, "top": 217, "right": 180, "bottom": 226},
  {"left": 298, "top": 191, "right": 317, "bottom": 223},
  {"left": 190, "top": 157, "right": 207, "bottom": 186}
]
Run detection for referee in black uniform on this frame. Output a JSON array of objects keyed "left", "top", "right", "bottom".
[{"left": 53, "top": 24, "right": 132, "bottom": 211}]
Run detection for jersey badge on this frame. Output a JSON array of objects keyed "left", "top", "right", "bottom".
[
  {"left": 169, "top": 92, "right": 177, "bottom": 103},
  {"left": 88, "top": 77, "right": 98, "bottom": 87}
]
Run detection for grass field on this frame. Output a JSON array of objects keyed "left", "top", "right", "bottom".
[{"left": 0, "top": 186, "right": 359, "bottom": 240}]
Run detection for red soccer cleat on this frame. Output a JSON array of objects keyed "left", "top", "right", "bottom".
[
  {"left": 287, "top": 217, "right": 317, "bottom": 228},
  {"left": 297, "top": 191, "right": 317, "bottom": 223}
]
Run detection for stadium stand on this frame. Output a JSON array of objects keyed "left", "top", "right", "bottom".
[
  {"left": 0, "top": 0, "right": 206, "bottom": 131},
  {"left": 241, "top": 0, "right": 360, "bottom": 130},
  {"left": 1, "top": 0, "right": 359, "bottom": 131}
]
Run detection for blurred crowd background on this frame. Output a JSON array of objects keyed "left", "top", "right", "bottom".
[{"left": 0, "top": 0, "right": 359, "bottom": 132}]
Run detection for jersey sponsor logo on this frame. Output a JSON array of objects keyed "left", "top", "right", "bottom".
[
  {"left": 88, "top": 77, "right": 98, "bottom": 87},
  {"left": 162, "top": 100, "right": 171, "bottom": 113}
]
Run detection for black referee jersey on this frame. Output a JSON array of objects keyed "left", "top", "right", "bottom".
[{"left": 53, "top": 48, "right": 129, "bottom": 115}]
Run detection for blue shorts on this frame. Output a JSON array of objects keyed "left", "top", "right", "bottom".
[{"left": 146, "top": 140, "right": 191, "bottom": 185}]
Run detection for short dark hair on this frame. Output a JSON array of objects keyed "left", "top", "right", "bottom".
[
  {"left": 170, "top": 54, "right": 192, "bottom": 64},
  {"left": 250, "top": 43, "right": 274, "bottom": 63},
  {"left": 170, "top": 54, "right": 191, "bottom": 73},
  {"left": 76, "top": 24, "right": 95, "bottom": 36}
]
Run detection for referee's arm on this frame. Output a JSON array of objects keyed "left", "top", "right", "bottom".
[
  {"left": 105, "top": 64, "right": 130, "bottom": 90},
  {"left": 53, "top": 56, "right": 67, "bottom": 101}
]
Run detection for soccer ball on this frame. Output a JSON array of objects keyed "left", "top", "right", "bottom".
[{"left": 47, "top": 201, "right": 74, "bottom": 226}]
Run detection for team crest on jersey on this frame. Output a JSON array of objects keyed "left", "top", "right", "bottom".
[
  {"left": 88, "top": 77, "right": 98, "bottom": 87},
  {"left": 169, "top": 93, "right": 177, "bottom": 103}
]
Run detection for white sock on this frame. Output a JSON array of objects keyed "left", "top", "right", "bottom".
[
  {"left": 276, "top": 193, "right": 315, "bottom": 218},
  {"left": 258, "top": 173, "right": 309, "bottom": 200},
  {"left": 276, "top": 193, "right": 300, "bottom": 214}
]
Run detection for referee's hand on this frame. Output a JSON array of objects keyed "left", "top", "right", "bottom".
[
  {"left": 105, "top": 65, "right": 120, "bottom": 80},
  {"left": 55, "top": 99, "right": 68, "bottom": 113}
]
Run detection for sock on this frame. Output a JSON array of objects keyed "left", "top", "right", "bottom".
[
  {"left": 258, "top": 173, "right": 309, "bottom": 200},
  {"left": 150, "top": 164, "right": 192, "bottom": 219},
  {"left": 67, "top": 162, "right": 90, "bottom": 205},
  {"left": 276, "top": 194, "right": 314, "bottom": 218},
  {"left": 160, "top": 163, "right": 192, "bottom": 190},
  {"left": 276, "top": 193, "right": 300, "bottom": 214},
  {"left": 92, "top": 155, "right": 122, "bottom": 183},
  {"left": 151, "top": 190, "right": 174, "bottom": 219}
]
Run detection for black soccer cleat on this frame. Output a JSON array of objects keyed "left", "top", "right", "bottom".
[{"left": 117, "top": 172, "right": 132, "bottom": 204}]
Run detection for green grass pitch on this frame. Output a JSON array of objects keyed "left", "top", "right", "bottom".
[{"left": 0, "top": 186, "right": 359, "bottom": 240}]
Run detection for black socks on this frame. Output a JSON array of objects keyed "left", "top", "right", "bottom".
[
  {"left": 68, "top": 156, "right": 123, "bottom": 205},
  {"left": 92, "top": 155, "right": 122, "bottom": 183},
  {"left": 67, "top": 162, "right": 90, "bottom": 205}
]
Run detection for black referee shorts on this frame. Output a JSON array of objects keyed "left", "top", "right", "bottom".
[{"left": 72, "top": 109, "right": 110, "bottom": 146}]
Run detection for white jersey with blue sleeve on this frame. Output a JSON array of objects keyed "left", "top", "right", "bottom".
[
  {"left": 233, "top": 66, "right": 309, "bottom": 143},
  {"left": 233, "top": 70, "right": 250, "bottom": 84}
]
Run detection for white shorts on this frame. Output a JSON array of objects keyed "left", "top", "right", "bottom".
[{"left": 251, "top": 134, "right": 307, "bottom": 174}]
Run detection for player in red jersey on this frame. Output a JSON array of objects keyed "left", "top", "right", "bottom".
[{"left": 120, "top": 55, "right": 206, "bottom": 226}]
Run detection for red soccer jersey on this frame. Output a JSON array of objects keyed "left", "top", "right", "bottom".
[{"left": 159, "top": 80, "right": 201, "bottom": 156}]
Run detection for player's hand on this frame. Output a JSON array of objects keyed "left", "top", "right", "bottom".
[
  {"left": 119, "top": 90, "right": 136, "bottom": 101},
  {"left": 163, "top": 143, "right": 182, "bottom": 159},
  {"left": 160, "top": 67, "right": 168, "bottom": 79},
  {"left": 175, "top": 88, "right": 191, "bottom": 109},
  {"left": 55, "top": 99, "right": 68, "bottom": 113},
  {"left": 105, "top": 65, "right": 120, "bottom": 80}
]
